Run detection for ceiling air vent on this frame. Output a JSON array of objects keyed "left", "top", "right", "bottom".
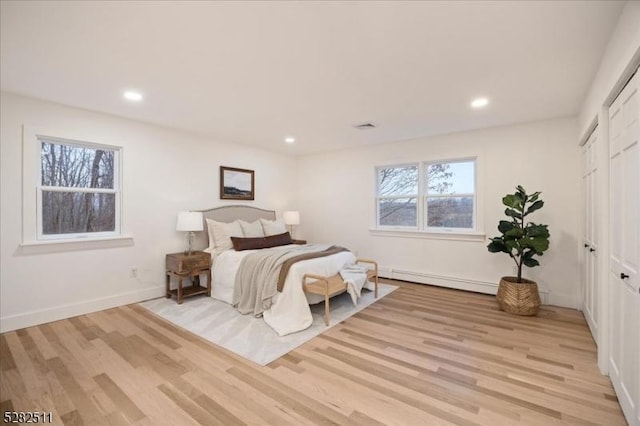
[{"left": 353, "top": 122, "right": 376, "bottom": 130}]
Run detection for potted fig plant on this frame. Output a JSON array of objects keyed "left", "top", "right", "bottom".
[{"left": 487, "top": 185, "right": 550, "bottom": 315}]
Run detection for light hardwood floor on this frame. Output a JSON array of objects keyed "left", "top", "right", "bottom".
[{"left": 0, "top": 280, "right": 626, "bottom": 425}]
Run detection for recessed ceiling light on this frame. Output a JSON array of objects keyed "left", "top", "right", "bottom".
[
  {"left": 284, "top": 137, "right": 295, "bottom": 144},
  {"left": 471, "top": 97, "right": 489, "bottom": 108},
  {"left": 123, "top": 91, "right": 143, "bottom": 102}
]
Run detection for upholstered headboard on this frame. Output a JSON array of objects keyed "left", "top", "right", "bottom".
[{"left": 195, "top": 205, "right": 276, "bottom": 249}]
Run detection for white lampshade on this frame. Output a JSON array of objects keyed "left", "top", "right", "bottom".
[
  {"left": 176, "top": 211, "right": 203, "bottom": 232},
  {"left": 283, "top": 211, "right": 300, "bottom": 226}
]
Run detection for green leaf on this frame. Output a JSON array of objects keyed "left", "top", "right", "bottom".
[
  {"left": 525, "top": 200, "right": 544, "bottom": 216},
  {"left": 522, "top": 257, "right": 540, "bottom": 267},
  {"left": 505, "top": 239, "right": 520, "bottom": 251},
  {"left": 498, "top": 220, "right": 515, "bottom": 233},
  {"left": 487, "top": 239, "right": 509, "bottom": 253},
  {"left": 523, "top": 236, "right": 549, "bottom": 254},
  {"left": 529, "top": 192, "right": 541, "bottom": 203},
  {"left": 505, "top": 227, "right": 524, "bottom": 238},
  {"left": 516, "top": 185, "right": 525, "bottom": 194},
  {"left": 526, "top": 223, "right": 550, "bottom": 238},
  {"left": 502, "top": 194, "right": 522, "bottom": 210},
  {"left": 505, "top": 208, "right": 522, "bottom": 219}
]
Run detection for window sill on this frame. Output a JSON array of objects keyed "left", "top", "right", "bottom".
[
  {"left": 369, "top": 228, "right": 486, "bottom": 242},
  {"left": 19, "top": 235, "right": 134, "bottom": 254}
]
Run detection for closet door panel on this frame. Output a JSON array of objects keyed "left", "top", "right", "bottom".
[{"left": 608, "top": 70, "right": 639, "bottom": 426}]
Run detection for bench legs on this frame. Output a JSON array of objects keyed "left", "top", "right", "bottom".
[
  {"left": 303, "top": 259, "right": 379, "bottom": 327},
  {"left": 303, "top": 273, "right": 340, "bottom": 326},
  {"left": 324, "top": 293, "right": 330, "bottom": 326}
]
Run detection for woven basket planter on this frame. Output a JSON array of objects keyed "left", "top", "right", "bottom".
[{"left": 496, "top": 277, "right": 541, "bottom": 316}]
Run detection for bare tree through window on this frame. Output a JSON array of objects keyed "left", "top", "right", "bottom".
[
  {"left": 425, "top": 160, "right": 475, "bottom": 229},
  {"left": 377, "top": 164, "right": 453, "bottom": 226},
  {"left": 40, "top": 139, "right": 118, "bottom": 236}
]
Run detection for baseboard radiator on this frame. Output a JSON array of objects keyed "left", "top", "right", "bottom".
[{"left": 378, "top": 266, "right": 550, "bottom": 305}]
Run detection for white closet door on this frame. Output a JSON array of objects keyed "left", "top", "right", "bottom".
[
  {"left": 609, "top": 69, "right": 640, "bottom": 426},
  {"left": 581, "top": 129, "right": 598, "bottom": 342}
]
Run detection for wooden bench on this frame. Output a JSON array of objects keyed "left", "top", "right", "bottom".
[{"left": 302, "top": 258, "right": 378, "bottom": 326}]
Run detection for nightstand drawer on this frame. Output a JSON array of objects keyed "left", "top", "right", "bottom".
[{"left": 166, "top": 251, "right": 211, "bottom": 273}]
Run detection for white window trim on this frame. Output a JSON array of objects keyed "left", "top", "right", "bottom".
[
  {"left": 373, "top": 156, "right": 483, "bottom": 239},
  {"left": 369, "top": 228, "right": 486, "bottom": 242},
  {"left": 18, "top": 235, "right": 134, "bottom": 256},
  {"left": 22, "top": 125, "right": 128, "bottom": 248}
]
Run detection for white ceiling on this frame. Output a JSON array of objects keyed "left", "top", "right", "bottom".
[{"left": 0, "top": 1, "right": 626, "bottom": 155}]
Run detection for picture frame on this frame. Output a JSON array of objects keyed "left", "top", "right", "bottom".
[{"left": 220, "top": 166, "right": 255, "bottom": 200}]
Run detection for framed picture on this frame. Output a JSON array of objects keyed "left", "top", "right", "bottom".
[{"left": 220, "top": 166, "right": 255, "bottom": 200}]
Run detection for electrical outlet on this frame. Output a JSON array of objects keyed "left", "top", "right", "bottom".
[{"left": 130, "top": 268, "right": 138, "bottom": 278}]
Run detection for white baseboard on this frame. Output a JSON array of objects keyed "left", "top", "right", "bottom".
[
  {"left": 1, "top": 268, "right": 577, "bottom": 333},
  {"left": 0, "top": 286, "right": 165, "bottom": 333},
  {"left": 378, "top": 266, "right": 553, "bottom": 305}
]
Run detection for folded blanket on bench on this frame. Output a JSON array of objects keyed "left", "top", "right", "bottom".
[{"left": 340, "top": 265, "right": 368, "bottom": 305}]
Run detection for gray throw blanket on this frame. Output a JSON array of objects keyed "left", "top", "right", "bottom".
[{"left": 232, "top": 244, "right": 347, "bottom": 316}]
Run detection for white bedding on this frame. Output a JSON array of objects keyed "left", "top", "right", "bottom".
[{"left": 211, "top": 245, "right": 356, "bottom": 336}]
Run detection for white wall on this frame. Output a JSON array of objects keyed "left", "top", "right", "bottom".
[
  {"left": 0, "top": 92, "right": 297, "bottom": 332},
  {"left": 579, "top": 0, "right": 640, "bottom": 136},
  {"left": 297, "top": 117, "right": 580, "bottom": 308}
]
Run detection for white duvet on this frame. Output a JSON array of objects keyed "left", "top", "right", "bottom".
[{"left": 211, "top": 245, "right": 356, "bottom": 336}]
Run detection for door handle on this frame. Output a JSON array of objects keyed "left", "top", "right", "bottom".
[
  {"left": 620, "top": 273, "right": 629, "bottom": 279},
  {"left": 589, "top": 248, "right": 595, "bottom": 252}
]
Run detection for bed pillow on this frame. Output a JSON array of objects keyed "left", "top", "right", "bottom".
[
  {"left": 231, "top": 232, "right": 293, "bottom": 251},
  {"left": 238, "top": 220, "right": 265, "bottom": 237},
  {"left": 265, "top": 231, "right": 293, "bottom": 247},
  {"left": 260, "top": 218, "right": 287, "bottom": 236},
  {"left": 206, "top": 218, "right": 244, "bottom": 254}
]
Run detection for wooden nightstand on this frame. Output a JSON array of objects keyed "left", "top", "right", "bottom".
[
  {"left": 292, "top": 239, "right": 307, "bottom": 245},
  {"left": 165, "top": 251, "right": 212, "bottom": 304}
]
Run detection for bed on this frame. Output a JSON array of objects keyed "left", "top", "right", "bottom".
[{"left": 196, "top": 205, "right": 360, "bottom": 336}]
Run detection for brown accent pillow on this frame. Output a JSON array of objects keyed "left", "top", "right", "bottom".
[
  {"left": 265, "top": 231, "right": 293, "bottom": 247},
  {"left": 231, "top": 232, "right": 293, "bottom": 251}
]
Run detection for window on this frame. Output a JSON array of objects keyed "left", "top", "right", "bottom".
[
  {"left": 375, "top": 158, "right": 476, "bottom": 232},
  {"left": 376, "top": 165, "right": 418, "bottom": 227},
  {"left": 424, "top": 160, "right": 475, "bottom": 230},
  {"left": 37, "top": 137, "right": 121, "bottom": 240}
]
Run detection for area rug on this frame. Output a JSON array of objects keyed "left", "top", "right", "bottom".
[{"left": 140, "top": 283, "right": 397, "bottom": 366}]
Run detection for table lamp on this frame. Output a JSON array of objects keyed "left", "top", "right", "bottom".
[
  {"left": 283, "top": 211, "right": 300, "bottom": 238},
  {"left": 176, "top": 211, "right": 203, "bottom": 255}
]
